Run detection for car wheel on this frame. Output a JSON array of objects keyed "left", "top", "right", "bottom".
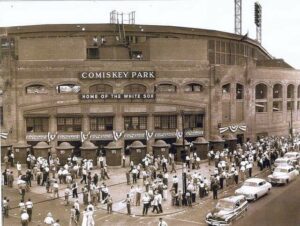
[
  {"left": 254, "top": 194, "right": 258, "bottom": 200},
  {"left": 286, "top": 179, "right": 289, "bottom": 184}
]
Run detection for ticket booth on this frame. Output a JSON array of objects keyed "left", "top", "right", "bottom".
[
  {"left": 128, "top": 140, "right": 146, "bottom": 165},
  {"left": 13, "top": 141, "right": 32, "bottom": 164},
  {"left": 172, "top": 138, "right": 190, "bottom": 162},
  {"left": 55, "top": 142, "right": 74, "bottom": 166},
  {"left": 80, "top": 141, "right": 98, "bottom": 162},
  {"left": 104, "top": 141, "right": 122, "bottom": 166},
  {"left": 223, "top": 134, "right": 237, "bottom": 153},
  {"left": 209, "top": 135, "right": 225, "bottom": 153},
  {"left": 192, "top": 137, "right": 209, "bottom": 160},
  {"left": 1, "top": 141, "right": 12, "bottom": 162},
  {"left": 152, "top": 140, "right": 170, "bottom": 159},
  {"left": 33, "top": 142, "right": 52, "bottom": 159}
]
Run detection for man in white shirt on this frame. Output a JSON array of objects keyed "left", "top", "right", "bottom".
[
  {"left": 17, "top": 162, "right": 22, "bottom": 176},
  {"left": 44, "top": 212, "right": 55, "bottom": 225},
  {"left": 25, "top": 198, "right": 33, "bottom": 222},
  {"left": 20, "top": 210, "right": 29, "bottom": 226},
  {"left": 158, "top": 218, "right": 168, "bottom": 226}
]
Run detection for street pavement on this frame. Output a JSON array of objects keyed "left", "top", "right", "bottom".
[{"left": 2, "top": 160, "right": 299, "bottom": 226}]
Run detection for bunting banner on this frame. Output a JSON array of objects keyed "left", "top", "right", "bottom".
[
  {"left": 0, "top": 132, "right": 8, "bottom": 139},
  {"left": 219, "top": 125, "right": 247, "bottom": 134}
]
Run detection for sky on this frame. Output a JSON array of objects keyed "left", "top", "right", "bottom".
[{"left": 0, "top": 0, "right": 299, "bottom": 69}]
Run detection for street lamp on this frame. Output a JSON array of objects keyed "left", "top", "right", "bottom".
[{"left": 181, "top": 110, "right": 187, "bottom": 194}]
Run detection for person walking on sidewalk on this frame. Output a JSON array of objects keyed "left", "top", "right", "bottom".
[
  {"left": 142, "top": 193, "right": 150, "bottom": 215},
  {"left": 20, "top": 210, "right": 29, "bottom": 226},
  {"left": 123, "top": 194, "right": 131, "bottom": 215},
  {"left": 105, "top": 194, "right": 113, "bottom": 214},
  {"left": 212, "top": 181, "right": 219, "bottom": 200},
  {"left": 158, "top": 218, "right": 168, "bottom": 226},
  {"left": 25, "top": 198, "right": 33, "bottom": 222}
]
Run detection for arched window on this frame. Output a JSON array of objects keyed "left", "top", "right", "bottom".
[
  {"left": 56, "top": 84, "right": 80, "bottom": 94},
  {"left": 184, "top": 83, "right": 203, "bottom": 92},
  {"left": 236, "top": 84, "right": 244, "bottom": 99},
  {"left": 155, "top": 84, "right": 177, "bottom": 93},
  {"left": 222, "top": 84, "right": 230, "bottom": 94},
  {"left": 255, "top": 84, "right": 267, "bottom": 99},
  {"left": 89, "top": 84, "right": 113, "bottom": 93},
  {"left": 124, "top": 84, "right": 146, "bottom": 93},
  {"left": 26, "top": 84, "right": 48, "bottom": 94},
  {"left": 273, "top": 84, "right": 282, "bottom": 98},
  {"left": 287, "top": 84, "right": 295, "bottom": 98}
]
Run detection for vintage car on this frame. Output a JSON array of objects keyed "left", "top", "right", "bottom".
[
  {"left": 283, "top": 152, "right": 300, "bottom": 165},
  {"left": 206, "top": 195, "right": 248, "bottom": 226},
  {"left": 274, "top": 158, "right": 292, "bottom": 167},
  {"left": 235, "top": 178, "right": 271, "bottom": 201},
  {"left": 267, "top": 165, "right": 299, "bottom": 185}
]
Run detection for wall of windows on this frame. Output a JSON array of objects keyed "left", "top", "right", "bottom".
[
  {"left": 184, "top": 114, "right": 203, "bottom": 129},
  {"left": 208, "top": 39, "right": 269, "bottom": 65},
  {"left": 90, "top": 116, "right": 113, "bottom": 131},
  {"left": 154, "top": 115, "right": 177, "bottom": 129},
  {"left": 57, "top": 117, "right": 82, "bottom": 132},
  {"left": 26, "top": 117, "right": 49, "bottom": 132},
  {"left": 124, "top": 116, "right": 147, "bottom": 130}
]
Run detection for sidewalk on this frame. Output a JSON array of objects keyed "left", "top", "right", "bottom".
[{"left": 2, "top": 159, "right": 270, "bottom": 218}]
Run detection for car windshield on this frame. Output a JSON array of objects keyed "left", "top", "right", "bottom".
[
  {"left": 274, "top": 168, "right": 288, "bottom": 173},
  {"left": 243, "top": 182, "right": 258, "bottom": 187},
  {"left": 275, "top": 160, "right": 288, "bottom": 164},
  {"left": 216, "top": 200, "right": 235, "bottom": 210},
  {"left": 284, "top": 154, "right": 295, "bottom": 158}
]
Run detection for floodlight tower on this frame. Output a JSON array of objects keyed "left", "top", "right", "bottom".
[
  {"left": 234, "top": 0, "right": 242, "bottom": 35},
  {"left": 254, "top": 2, "right": 262, "bottom": 43}
]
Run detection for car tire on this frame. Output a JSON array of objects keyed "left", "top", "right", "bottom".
[
  {"left": 254, "top": 194, "right": 258, "bottom": 200},
  {"left": 286, "top": 179, "right": 289, "bottom": 184}
]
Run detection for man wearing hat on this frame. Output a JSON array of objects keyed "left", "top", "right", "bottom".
[
  {"left": 20, "top": 210, "right": 29, "bottom": 226},
  {"left": 44, "top": 212, "right": 55, "bottom": 225}
]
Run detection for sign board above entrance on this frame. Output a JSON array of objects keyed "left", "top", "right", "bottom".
[
  {"left": 79, "top": 71, "right": 156, "bottom": 79},
  {"left": 80, "top": 93, "right": 155, "bottom": 100}
]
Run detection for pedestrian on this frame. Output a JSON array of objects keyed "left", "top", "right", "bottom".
[
  {"left": 135, "top": 185, "right": 142, "bottom": 206},
  {"left": 7, "top": 171, "right": 14, "bottom": 187},
  {"left": 152, "top": 193, "right": 159, "bottom": 214},
  {"left": 72, "top": 182, "right": 78, "bottom": 198},
  {"left": 64, "top": 187, "right": 71, "bottom": 205},
  {"left": 172, "top": 175, "right": 178, "bottom": 193},
  {"left": 20, "top": 210, "right": 29, "bottom": 226},
  {"left": 212, "top": 182, "right": 219, "bottom": 200},
  {"left": 170, "top": 160, "right": 176, "bottom": 173},
  {"left": 44, "top": 212, "right": 55, "bottom": 225},
  {"left": 105, "top": 194, "right": 113, "bottom": 214},
  {"left": 124, "top": 171, "right": 130, "bottom": 187},
  {"left": 17, "top": 161, "right": 22, "bottom": 176},
  {"left": 70, "top": 206, "right": 77, "bottom": 225},
  {"left": 53, "top": 180, "right": 59, "bottom": 198},
  {"left": 234, "top": 169, "right": 239, "bottom": 185},
  {"left": 25, "top": 198, "right": 33, "bottom": 222},
  {"left": 122, "top": 154, "right": 126, "bottom": 168},
  {"left": 2, "top": 197, "right": 9, "bottom": 218},
  {"left": 158, "top": 217, "right": 168, "bottom": 226},
  {"left": 124, "top": 194, "right": 131, "bottom": 215},
  {"left": 142, "top": 193, "right": 150, "bottom": 215},
  {"left": 19, "top": 199, "right": 26, "bottom": 213},
  {"left": 74, "top": 200, "right": 80, "bottom": 223},
  {"left": 2, "top": 169, "right": 8, "bottom": 185},
  {"left": 104, "top": 165, "right": 110, "bottom": 179}
]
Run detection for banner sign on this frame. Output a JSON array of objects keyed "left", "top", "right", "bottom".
[
  {"left": 79, "top": 71, "right": 156, "bottom": 80},
  {"left": 80, "top": 93, "right": 155, "bottom": 100},
  {"left": 219, "top": 125, "right": 247, "bottom": 134}
]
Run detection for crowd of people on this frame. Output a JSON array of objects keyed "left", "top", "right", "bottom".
[{"left": 2, "top": 135, "right": 299, "bottom": 225}]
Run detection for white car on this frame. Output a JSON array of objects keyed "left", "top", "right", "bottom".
[
  {"left": 283, "top": 152, "right": 300, "bottom": 165},
  {"left": 274, "top": 158, "right": 292, "bottom": 167},
  {"left": 206, "top": 195, "right": 248, "bottom": 226},
  {"left": 235, "top": 178, "right": 271, "bottom": 201},
  {"left": 267, "top": 165, "right": 299, "bottom": 185}
]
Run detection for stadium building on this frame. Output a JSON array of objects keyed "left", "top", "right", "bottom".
[{"left": 0, "top": 23, "right": 299, "bottom": 164}]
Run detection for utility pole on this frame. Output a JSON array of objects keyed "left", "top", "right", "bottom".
[
  {"left": 181, "top": 110, "right": 187, "bottom": 194},
  {"left": 291, "top": 106, "right": 294, "bottom": 146}
]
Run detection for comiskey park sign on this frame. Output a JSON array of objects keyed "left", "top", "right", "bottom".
[
  {"left": 79, "top": 71, "right": 156, "bottom": 100},
  {"left": 79, "top": 71, "right": 156, "bottom": 79}
]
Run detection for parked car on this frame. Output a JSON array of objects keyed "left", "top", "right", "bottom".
[
  {"left": 274, "top": 158, "right": 292, "bottom": 167},
  {"left": 283, "top": 152, "right": 300, "bottom": 165},
  {"left": 206, "top": 195, "right": 248, "bottom": 226},
  {"left": 267, "top": 165, "right": 299, "bottom": 185},
  {"left": 235, "top": 178, "right": 271, "bottom": 201}
]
